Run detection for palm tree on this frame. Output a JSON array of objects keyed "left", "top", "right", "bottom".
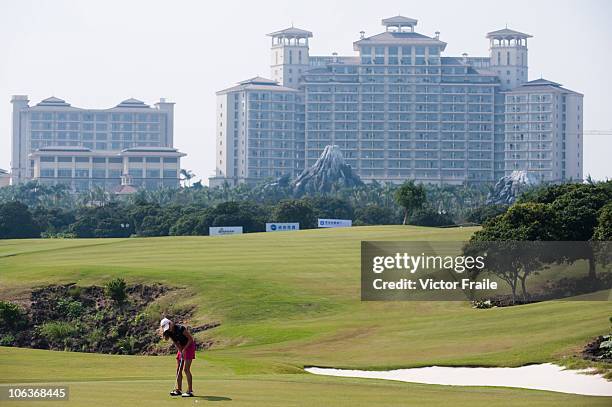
[
  {"left": 49, "top": 183, "right": 69, "bottom": 207},
  {"left": 180, "top": 169, "right": 196, "bottom": 188}
]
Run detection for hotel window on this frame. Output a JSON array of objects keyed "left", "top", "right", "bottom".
[
  {"left": 360, "top": 46, "right": 372, "bottom": 64},
  {"left": 146, "top": 169, "right": 160, "bottom": 178},
  {"left": 57, "top": 169, "right": 72, "bottom": 178},
  {"left": 388, "top": 47, "right": 398, "bottom": 65},
  {"left": 58, "top": 157, "right": 72, "bottom": 163},
  {"left": 401, "top": 46, "right": 412, "bottom": 65},
  {"left": 40, "top": 169, "right": 55, "bottom": 177},
  {"left": 374, "top": 47, "right": 385, "bottom": 64},
  {"left": 128, "top": 169, "right": 142, "bottom": 177},
  {"left": 75, "top": 169, "right": 89, "bottom": 178}
]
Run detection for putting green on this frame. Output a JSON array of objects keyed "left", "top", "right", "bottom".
[{"left": 0, "top": 226, "right": 610, "bottom": 406}]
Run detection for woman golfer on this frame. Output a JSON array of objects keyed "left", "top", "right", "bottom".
[{"left": 160, "top": 317, "right": 196, "bottom": 397}]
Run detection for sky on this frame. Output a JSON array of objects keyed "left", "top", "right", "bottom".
[{"left": 1, "top": 0, "right": 611, "bottom": 183}]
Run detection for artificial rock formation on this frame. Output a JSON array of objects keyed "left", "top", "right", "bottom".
[
  {"left": 293, "top": 145, "right": 363, "bottom": 195},
  {"left": 486, "top": 170, "right": 540, "bottom": 205}
]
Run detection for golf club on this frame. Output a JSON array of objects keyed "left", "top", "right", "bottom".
[{"left": 174, "top": 352, "right": 184, "bottom": 393}]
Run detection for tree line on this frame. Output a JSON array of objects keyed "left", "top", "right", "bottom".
[{"left": 0, "top": 180, "right": 500, "bottom": 239}]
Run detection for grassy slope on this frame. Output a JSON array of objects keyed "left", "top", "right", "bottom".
[{"left": 0, "top": 226, "right": 610, "bottom": 406}]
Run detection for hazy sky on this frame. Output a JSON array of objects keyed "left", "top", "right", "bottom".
[{"left": 1, "top": 0, "right": 611, "bottom": 182}]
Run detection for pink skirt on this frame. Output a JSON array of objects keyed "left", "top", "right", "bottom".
[{"left": 177, "top": 341, "right": 196, "bottom": 360}]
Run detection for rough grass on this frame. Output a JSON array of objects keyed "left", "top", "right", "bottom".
[{"left": 0, "top": 226, "right": 611, "bottom": 406}]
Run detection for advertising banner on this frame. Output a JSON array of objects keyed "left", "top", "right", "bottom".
[
  {"left": 318, "top": 219, "right": 352, "bottom": 228},
  {"left": 266, "top": 223, "right": 300, "bottom": 232},
  {"left": 209, "top": 226, "right": 243, "bottom": 236}
]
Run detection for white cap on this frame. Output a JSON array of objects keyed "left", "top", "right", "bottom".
[{"left": 160, "top": 318, "right": 172, "bottom": 332}]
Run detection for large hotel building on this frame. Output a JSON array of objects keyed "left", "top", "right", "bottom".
[
  {"left": 211, "top": 16, "right": 583, "bottom": 186},
  {"left": 10, "top": 96, "right": 185, "bottom": 192}
]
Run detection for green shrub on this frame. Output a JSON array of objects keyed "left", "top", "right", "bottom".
[
  {"left": 0, "top": 333, "right": 16, "bottom": 346},
  {"left": 465, "top": 205, "right": 508, "bottom": 224},
  {"left": 39, "top": 321, "right": 77, "bottom": 344},
  {"left": 133, "top": 311, "right": 150, "bottom": 326},
  {"left": 409, "top": 207, "right": 455, "bottom": 227},
  {"left": 117, "top": 336, "right": 137, "bottom": 354},
  {"left": 56, "top": 298, "right": 84, "bottom": 319},
  {"left": 84, "top": 328, "right": 106, "bottom": 348},
  {"left": 0, "top": 301, "right": 28, "bottom": 330},
  {"left": 107, "top": 326, "right": 119, "bottom": 340},
  {"left": 104, "top": 278, "right": 127, "bottom": 304}
]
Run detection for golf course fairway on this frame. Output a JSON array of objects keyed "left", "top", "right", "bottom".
[{"left": 1, "top": 225, "right": 611, "bottom": 406}]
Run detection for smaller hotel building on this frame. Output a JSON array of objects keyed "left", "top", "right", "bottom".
[
  {"left": 10, "top": 95, "right": 185, "bottom": 192},
  {"left": 29, "top": 146, "right": 184, "bottom": 192}
]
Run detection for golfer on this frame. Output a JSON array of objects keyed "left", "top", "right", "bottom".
[{"left": 160, "top": 317, "right": 196, "bottom": 397}]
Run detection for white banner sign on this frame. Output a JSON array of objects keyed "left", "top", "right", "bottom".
[
  {"left": 209, "top": 226, "right": 243, "bottom": 236},
  {"left": 318, "top": 218, "right": 352, "bottom": 228},
  {"left": 266, "top": 222, "right": 300, "bottom": 232}
]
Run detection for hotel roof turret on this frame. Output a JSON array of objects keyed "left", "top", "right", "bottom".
[
  {"left": 486, "top": 28, "right": 532, "bottom": 40},
  {"left": 353, "top": 15, "right": 446, "bottom": 50},
  {"left": 267, "top": 26, "right": 313, "bottom": 45},
  {"left": 486, "top": 28, "right": 532, "bottom": 49},
  {"left": 381, "top": 15, "right": 418, "bottom": 32}
]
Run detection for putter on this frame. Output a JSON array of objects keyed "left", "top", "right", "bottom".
[{"left": 174, "top": 352, "right": 184, "bottom": 393}]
